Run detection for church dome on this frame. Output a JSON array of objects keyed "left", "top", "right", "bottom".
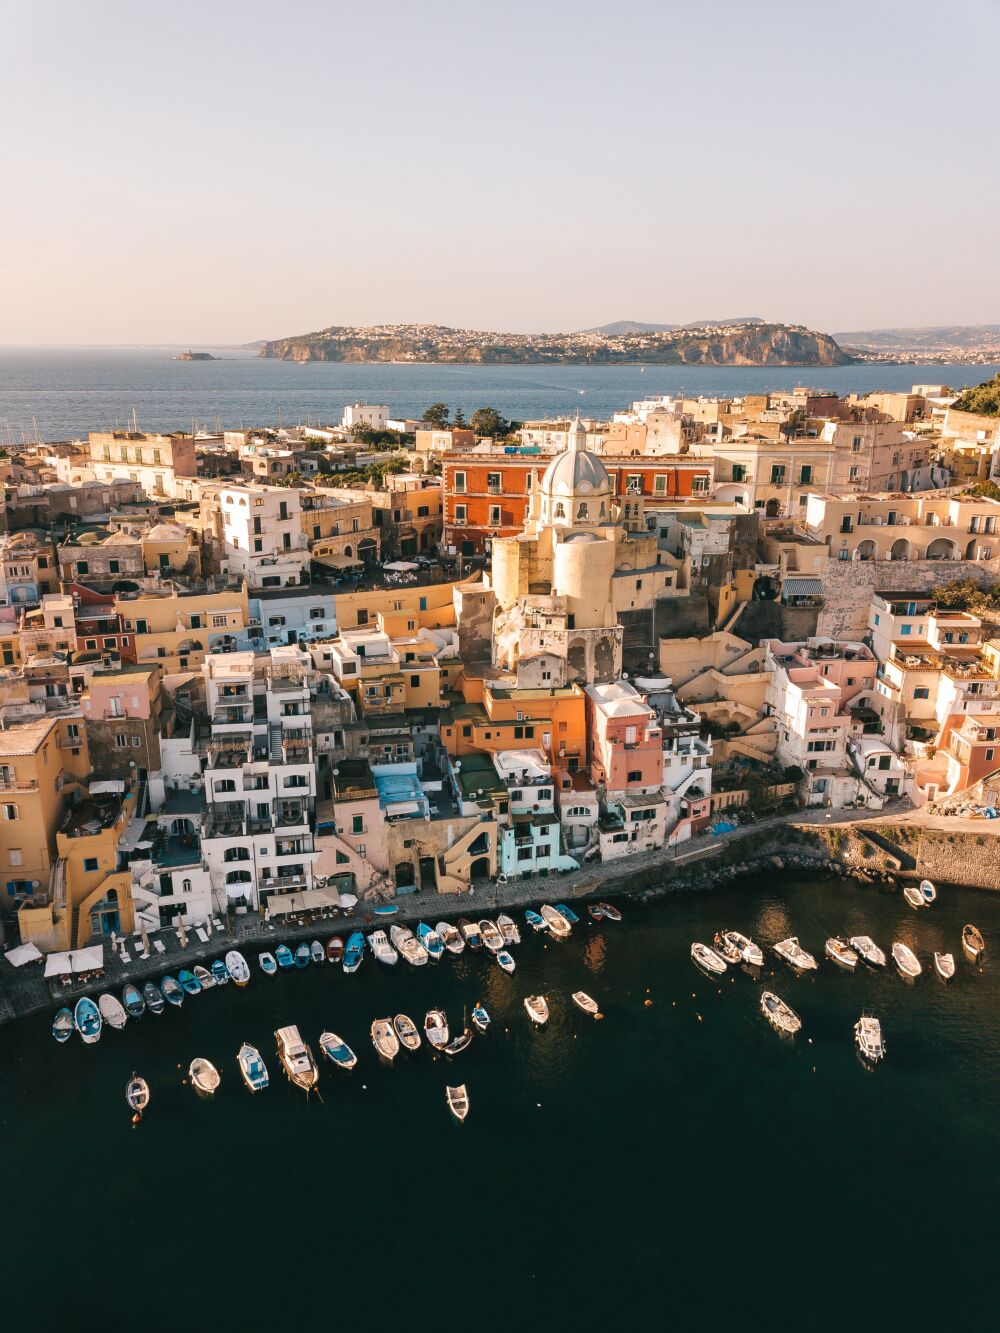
[{"left": 539, "top": 418, "right": 611, "bottom": 500}]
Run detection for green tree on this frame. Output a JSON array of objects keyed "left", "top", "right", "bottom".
[
  {"left": 452, "top": 406, "right": 468, "bottom": 429},
  {"left": 471, "top": 406, "right": 507, "bottom": 438},
  {"left": 422, "top": 402, "right": 450, "bottom": 428},
  {"left": 951, "top": 373, "right": 1000, "bottom": 417}
]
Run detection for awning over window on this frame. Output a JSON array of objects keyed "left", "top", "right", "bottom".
[{"left": 781, "top": 577, "right": 824, "bottom": 597}]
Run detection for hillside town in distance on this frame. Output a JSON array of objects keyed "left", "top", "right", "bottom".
[{"left": 2, "top": 374, "right": 1000, "bottom": 992}]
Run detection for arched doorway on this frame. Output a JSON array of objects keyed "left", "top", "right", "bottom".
[
  {"left": 394, "top": 861, "right": 415, "bottom": 891},
  {"left": 889, "top": 538, "right": 911, "bottom": 561},
  {"left": 854, "top": 540, "right": 877, "bottom": 561},
  {"left": 765, "top": 499, "right": 781, "bottom": 518},
  {"left": 926, "top": 537, "right": 958, "bottom": 560},
  {"left": 470, "top": 857, "right": 490, "bottom": 879}
]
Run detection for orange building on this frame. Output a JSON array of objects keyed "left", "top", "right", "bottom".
[
  {"left": 442, "top": 450, "right": 712, "bottom": 553},
  {"left": 439, "top": 672, "right": 588, "bottom": 768}
]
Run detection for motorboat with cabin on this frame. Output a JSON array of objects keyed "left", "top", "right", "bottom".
[
  {"left": 390, "top": 924, "right": 427, "bottom": 967},
  {"left": 722, "top": 930, "right": 764, "bottom": 966},
  {"left": 524, "top": 995, "right": 550, "bottom": 1025},
  {"left": 774, "top": 937, "right": 818, "bottom": 971},
  {"left": 850, "top": 936, "right": 886, "bottom": 968},
  {"left": 368, "top": 930, "right": 399, "bottom": 966},
  {"left": 436, "top": 921, "right": 465, "bottom": 955},
  {"left": 854, "top": 1014, "right": 885, "bottom": 1063},
  {"left": 275, "top": 1025, "right": 319, "bottom": 1091}
]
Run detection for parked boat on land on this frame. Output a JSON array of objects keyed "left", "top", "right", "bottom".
[
  {"left": 572, "top": 991, "right": 601, "bottom": 1017},
  {"left": 713, "top": 932, "right": 742, "bottom": 965},
  {"left": 722, "top": 930, "right": 763, "bottom": 966},
  {"left": 225, "top": 951, "right": 251, "bottom": 986},
  {"left": 391, "top": 924, "right": 428, "bottom": 967},
  {"left": 446, "top": 1084, "right": 469, "bottom": 1122},
  {"left": 344, "top": 932, "right": 365, "bottom": 973},
  {"left": 479, "top": 919, "right": 504, "bottom": 953},
  {"left": 524, "top": 995, "right": 550, "bottom": 1025},
  {"left": 458, "top": 918, "right": 482, "bottom": 949},
  {"left": 963, "top": 924, "right": 985, "bottom": 962},
  {"left": 892, "top": 941, "right": 922, "bottom": 979},
  {"left": 294, "top": 943, "right": 310, "bottom": 970},
  {"left": 371, "top": 1018, "right": 400, "bottom": 1062},
  {"left": 425, "top": 1010, "right": 449, "bottom": 1049},
  {"left": 189, "top": 1058, "right": 220, "bottom": 1096},
  {"left": 310, "top": 941, "right": 325, "bottom": 965},
  {"left": 193, "top": 965, "right": 214, "bottom": 990},
  {"left": 210, "top": 959, "right": 230, "bottom": 985},
  {"left": 416, "top": 922, "right": 445, "bottom": 960},
  {"left": 393, "top": 1013, "right": 421, "bottom": 1052},
  {"left": 275, "top": 945, "right": 294, "bottom": 970},
  {"left": 934, "top": 951, "right": 956, "bottom": 981},
  {"left": 444, "top": 1029, "right": 473, "bottom": 1055},
  {"left": 540, "top": 904, "right": 571, "bottom": 937},
  {"left": 496, "top": 949, "right": 516, "bottom": 974},
  {"left": 825, "top": 938, "right": 858, "bottom": 970},
  {"left": 554, "top": 903, "right": 579, "bottom": 925},
  {"left": 760, "top": 991, "right": 801, "bottom": 1036},
  {"left": 373, "top": 904, "right": 398, "bottom": 917},
  {"left": 525, "top": 909, "right": 547, "bottom": 933},
  {"left": 850, "top": 936, "right": 886, "bottom": 968},
  {"left": 598, "top": 902, "right": 622, "bottom": 922},
  {"left": 161, "top": 975, "right": 184, "bottom": 1006},
  {"left": 74, "top": 996, "right": 102, "bottom": 1044},
  {"left": 903, "top": 885, "right": 927, "bottom": 910},
  {"left": 497, "top": 913, "right": 520, "bottom": 945},
  {"left": 52, "top": 1008, "right": 73, "bottom": 1043},
  {"left": 126, "top": 1073, "right": 150, "bottom": 1116},
  {"left": 920, "top": 879, "right": 937, "bottom": 905},
  {"left": 319, "top": 1032, "right": 357, "bottom": 1070},
  {"left": 143, "top": 982, "right": 165, "bottom": 1014},
  {"left": 437, "top": 921, "right": 465, "bottom": 955},
  {"left": 259, "top": 952, "right": 278, "bottom": 976},
  {"left": 855, "top": 1014, "right": 885, "bottom": 1063},
  {"left": 238, "top": 1043, "right": 269, "bottom": 1092},
  {"left": 326, "top": 937, "right": 344, "bottom": 965},
  {"left": 691, "top": 942, "right": 727, "bottom": 976},
  {"left": 368, "top": 930, "right": 399, "bottom": 966},
  {"left": 122, "top": 984, "right": 145, "bottom": 1019},
  {"left": 99, "top": 993, "right": 127, "bottom": 1030},
  {"left": 471, "top": 1004, "right": 490, "bottom": 1033},
  {"left": 774, "top": 937, "right": 818, "bottom": 971},
  {"left": 275, "top": 1025, "right": 319, "bottom": 1091}
]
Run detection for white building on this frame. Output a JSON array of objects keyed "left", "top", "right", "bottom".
[
  {"left": 342, "top": 403, "right": 390, "bottom": 431},
  {"left": 215, "top": 484, "right": 310, "bottom": 590}
]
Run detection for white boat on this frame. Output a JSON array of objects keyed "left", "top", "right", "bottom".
[
  {"left": 903, "top": 885, "right": 926, "bottom": 910},
  {"left": 436, "top": 921, "right": 465, "bottom": 955},
  {"left": 367, "top": 930, "right": 399, "bottom": 966},
  {"left": 496, "top": 913, "right": 521, "bottom": 946},
  {"left": 478, "top": 919, "right": 504, "bottom": 953},
  {"left": 496, "top": 949, "right": 516, "bottom": 974},
  {"left": 850, "top": 936, "right": 886, "bottom": 968},
  {"left": 393, "top": 1013, "right": 421, "bottom": 1052},
  {"left": 319, "top": 1032, "right": 357, "bottom": 1070},
  {"left": 126, "top": 1073, "right": 150, "bottom": 1116},
  {"left": 892, "top": 941, "right": 922, "bottom": 979},
  {"left": 389, "top": 924, "right": 427, "bottom": 967},
  {"left": 713, "top": 932, "right": 743, "bottom": 965},
  {"left": 760, "top": 991, "right": 801, "bottom": 1035},
  {"left": 774, "top": 937, "right": 818, "bottom": 971},
  {"left": 933, "top": 951, "right": 955, "bottom": 981},
  {"left": 237, "top": 1043, "right": 269, "bottom": 1091},
  {"left": 225, "top": 951, "right": 251, "bottom": 986},
  {"left": 424, "top": 1009, "right": 450, "bottom": 1049},
  {"left": 524, "top": 995, "right": 549, "bottom": 1025},
  {"left": 98, "top": 993, "right": 128, "bottom": 1030},
  {"left": 854, "top": 1014, "right": 885, "bottom": 1063},
  {"left": 193, "top": 964, "right": 215, "bottom": 989},
  {"left": 446, "top": 1084, "right": 469, "bottom": 1122},
  {"left": 458, "top": 919, "right": 482, "bottom": 949},
  {"left": 919, "top": 879, "right": 937, "bottom": 905},
  {"left": 962, "top": 924, "right": 985, "bottom": 962},
  {"left": 371, "top": 1018, "right": 400, "bottom": 1062},
  {"left": 723, "top": 930, "right": 764, "bottom": 967},
  {"left": 825, "top": 937, "right": 858, "bottom": 970},
  {"left": 189, "top": 1058, "right": 220, "bottom": 1095},
  {"left": 691, "top": 942, "right": 727, "bottom": 976},
  {"left": 572, "top": 991, "right": 601, "bottom": 1017},
  {"left": 540, "top": 904, "right": 571, "bottom": 938},
  {"left": 275, "top": 1025, "right": 319, "bottom": 1091}
]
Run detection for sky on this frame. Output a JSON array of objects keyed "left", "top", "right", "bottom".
[{"left": 2, "top": 0, "right": 999, "bottom": 344}]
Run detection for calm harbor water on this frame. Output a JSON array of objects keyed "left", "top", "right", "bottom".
[
  {"left": 2, "top": 872, "right": 998, "bottom": 1330},
  {"left": 1, "top": 348, "right": 998, "bottom": 443}
]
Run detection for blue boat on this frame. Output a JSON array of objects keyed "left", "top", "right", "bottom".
[
  {"left": 319, "top": 1032, "right": 358, "bottom": 1070},
  {"left": 471, "top": 1004, "right": 490, "bottom": 1033},
  {"left": 416, "top": 922, "right": 444, "bottom": 960},
  {"left": 373, "top": 904, "right": 398, "bottom": 916},
  {"left": 122, "top": 984, "right": 145, "bottom": 1019},
  {"left": 143, "top": 982, "right": 165, "bottom": 1014},
  {"left": 178, "top": 968, "right": 202, "bottom": 996},
  {"left": 294, "top": 943, "right": 311, "bottom": 969},
  {"left": 74, "top": 996, "right": 102, "bottom": 1044},
  {"left": 211, "top": 959, "right": 230, "bottom": 985},
  {"left": 161, "top": 975, "right": 184, "bottom": 1007},
  {"left": 343, "top": 931, "right": 365, "bottom": 974},
  {"left": 259, "top": 952, "right": 277, "bottom": 976},
  {"left": 555, "top": 903, "right": 580, "bottom": 925},
  {"left": 275, "top": 945, "right": 294, "bottom": 969},
  {"left": 238, "top": 1042, "right": 270, "bottom": 1092},
  {"left": 52, "top": 1007, "right": 74, "bottom": 1043},
  {"left": 525, "top": 909, "right": 547, "bottom": 933}
]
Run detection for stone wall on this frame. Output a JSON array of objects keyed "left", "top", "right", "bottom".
[{"left": 816, "top": 556, "right": 1000, "bottom": 639}]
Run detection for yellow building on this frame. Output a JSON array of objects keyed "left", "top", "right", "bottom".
[
  {"left": 333, "top": 579, "right": 461, "bottom": 632},
  {"left": 118, "top": 584, "right": 249, "bottom": 672},
  {"left": 141, "top": 522, "right": 201, "bottom": 576},
  {"left": 55, "top": 777, "right": 139, "bottom": 946}
]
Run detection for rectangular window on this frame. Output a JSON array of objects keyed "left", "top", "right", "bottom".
[
  {"left": 913, "top": 687, "right": 930, "bottom": 700},
  {"left": 410, "top": 675, "right": 420, "bottom": 688},
  {"left": 770, "top": 464, "right": 786, "bottom": 484},
  {"left": 653, "top": 475, "right": 668, "bottom": 495},
  {"left": 455, "top": 504, "right": 467, "bottom": 524},
  {"left": 487, "top": 472, "right": 501, "bottom": 491},
  {"left": 9, "top": 849, "right": 22, "bottom": 866},
  {"left": 489, "top": 505, "right": 502, "bottom": 526},
  {"left": 627, "top": 769, "right": 642, "bottom": 782},
  {"left": 731, "top": 463, "right": 746, "bottom": 482},
  {"left": 986, "top": 749, "right": 995, "bottom": 762},
  {"left": 352, "top": 815, "right": 364, "bottom": 834},
  {"left": 84, "top": 857, "right": 99, "bottom": 872},
  {"left": 900, "top": 624, "right": 912, "bottom": 636},
  {"left": 799, "top": 465, "right": 812, "bottom": 484},
  {"left": 454, "top": 471, "right": 466, "bottom": 493},
  {"left": 2, "top": 804, "right": 17, "bottom": 821}
]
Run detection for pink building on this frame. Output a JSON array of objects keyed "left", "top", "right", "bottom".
[{"left": 585, "top": 681, "right": 663, "bottom": 795}]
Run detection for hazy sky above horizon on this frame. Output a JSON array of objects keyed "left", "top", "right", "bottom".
[{"left": 2, "top": 0, "right": 999, "bottom": 345}]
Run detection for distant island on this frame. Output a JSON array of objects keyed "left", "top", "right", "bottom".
[
  {"left": 173, "top": 350, "right": 218, "bottom": 361},
  {"left": 259, "top": 321, "right": 855, "bottom": 367}
]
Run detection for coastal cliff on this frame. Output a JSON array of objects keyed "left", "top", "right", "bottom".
[{"left": 259, "top": 321, "right": 854, "bottom": 367}]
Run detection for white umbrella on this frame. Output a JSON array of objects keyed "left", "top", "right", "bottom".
[{"left": 339, "top": 893, "right": 358, "bottom": 908}]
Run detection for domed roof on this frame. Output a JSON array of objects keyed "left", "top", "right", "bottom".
[{"left": 539, "top": 419, "right": 611, "bottom": 499}]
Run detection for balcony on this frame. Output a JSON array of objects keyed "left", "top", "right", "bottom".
[
  {"left": 261, "top": 872, "right": 308, "bottom": 892},
  {"left": 0, "top": 776, "right": 38, "bottom": 792}
]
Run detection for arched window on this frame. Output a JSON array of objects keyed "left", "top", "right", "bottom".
[
  {"left": 214, "top": 779, "right": 236, "bottom": 794},
  {"left": 226, "top": 869, "right": 252, "bottom": 885},
  {"left": 554, "top": 502, "right": 565, "bottom": 519},
  {"left": 224, "top": 846, "right": 250, "bottom": 862},
  {"left": 181, "top": 879, "right": 192, "bottom": 893}
]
